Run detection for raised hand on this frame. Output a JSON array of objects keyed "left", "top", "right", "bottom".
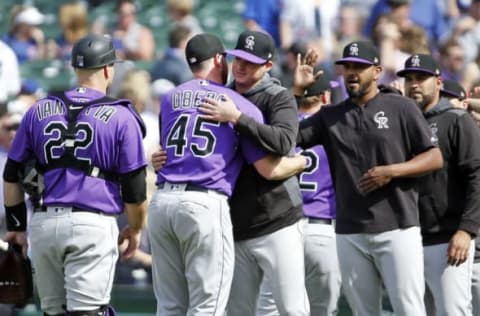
[{"left": 293, "top": 48, "right": 323, "bottom": 94}]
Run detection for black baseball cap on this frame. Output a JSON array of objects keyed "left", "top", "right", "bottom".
[
  {"left": 396, "top": 54, "right": 441, "bottom": 77},
  {"left": 441, "top": 79, "right": 466, "bottom": 100},
  {"left": 387, "top": 0, "right": 410, "bottom": 6},
  {"left": 288, "top": 41, "right": 308, "bottom": 57},
  {"left": 71, "top": 34, "right": 122, "bottom": 69},
  {"left": 335, "top": 41, "right": 380, "bottom": 66},
  {"left": 185, "top": 33, "right": 225, "bottom": 65},
  {"left": 304, "top": 72, "right": 331, "bottom": 97},
  {"left": 226, "top": 30, "right": 275, "bottom": 64}
]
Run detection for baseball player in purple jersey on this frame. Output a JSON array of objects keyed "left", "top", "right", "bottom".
[
  {"left": 296, "top": 41, "right": 444, "bottom": 316},
  {"left": 3, "top": 34, "right": 148, "bottom": 316},
  {"left": 257, "top": 72, "right": 341, "bottom": 316},
  {"left": 398, "top": 54, "right": 480, "bottom": 316},
  {"left": 148, "top": 33, "right": 306, "bottom": 316}
]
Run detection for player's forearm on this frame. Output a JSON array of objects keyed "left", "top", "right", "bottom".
[
  {"left": 134, "top": 249, "right": 152, "bottom": 267},
  {"left": 124, "top": 201, "right": 147, "bottom": 232},
  {"left": 390, "top": 147, "right": 443, "bottom": 178},
  {"left": 257, "top": 155, "right": 306, "bottom": 180},
  {"left": 271, "top": 156, "right": 306, "bottom": 180},
  {"left": 236, "top": 110, "right": 298, "bottom": 155}
]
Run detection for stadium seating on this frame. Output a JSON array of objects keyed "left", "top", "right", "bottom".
[{"left": 20, "top": 60, "right": 76, "bottom": 93}]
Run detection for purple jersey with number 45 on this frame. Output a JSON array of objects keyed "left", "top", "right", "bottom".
[
  {"left": 158, "top": 79, "right": 267, "bottom": 196},
  {"left": 297, "top": 112, "right": 336, "bottom": 219},
  {"left": 8, "top": 87, "right": 147, "bottom": 214}
]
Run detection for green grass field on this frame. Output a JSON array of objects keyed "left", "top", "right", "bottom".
[{"left": 16, "top": 284, "right": 397, "bottom": 315}]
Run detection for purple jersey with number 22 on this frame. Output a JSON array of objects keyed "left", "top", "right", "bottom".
[
  {"left": 8, "top": 87, "right": 147, "bottom": 214},
  {"left": 157, "top": 79, "right": 267, "bottom": 197}
]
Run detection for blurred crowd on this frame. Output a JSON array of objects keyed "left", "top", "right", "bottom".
[
  {"left": 3, "top": 0, "right": 480, "bottom": 115},
  {"left": 1, "top": 0, "right": 480, "bottom": 292}
]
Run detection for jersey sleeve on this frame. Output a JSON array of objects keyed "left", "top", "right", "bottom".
[
  {"left": 454, "top": 113, "right": 480, "bottom": 235},
  {"left": 297, "top": 109, "right": 325, "bottom": 149},
  {"left": 7, "top": 107, "right": 35, "bottom": 163},
  {"left": 235, "top": 88, "right": 298, "bottom": 155},
  {"left": 403, "top": 100, "right": 437, "bottom": 155},
  {"left": 236, "top": 96, "right": 269, "bottom": 164},
  {"left": 117, "top": 109, "right": 148, "bottom": 173}
]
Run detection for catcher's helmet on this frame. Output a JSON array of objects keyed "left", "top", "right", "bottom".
[{"left": 71, "top": 34, "right": 120, "bottom": 69}]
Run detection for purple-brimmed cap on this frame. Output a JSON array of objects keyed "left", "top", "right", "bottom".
[
  {"left": 335, "top": 41, "right": 380, "bottom": 66},
  {"left": 397, "top": 54, "right": 441, "bottom": 77},
  {"left": 226, "top": 30, "right": 275, "bottom": 64}
]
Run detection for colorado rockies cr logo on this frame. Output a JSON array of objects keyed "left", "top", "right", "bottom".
[
  {"left": 245, "top": 36, "right": 255, "bottom": 50},
  {"left": 349, "top": 43, "right": 359, "bottom": 56},
  {"left": 410, "top": 55, "right": 421, "bottom": 67},
  {"left": 373, "top": 111, "right": 389, "bottom": 129}
]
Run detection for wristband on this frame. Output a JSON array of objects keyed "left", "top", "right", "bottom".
[{"left": 5, "top": 202, "right": 27, "bottom": 231}]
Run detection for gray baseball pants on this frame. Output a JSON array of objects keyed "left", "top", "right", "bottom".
[
  {"left": 256, "top": 220, "right": 341, "bottom": 316},
  {"left": 227, "top": 220, "right": 309, "bottom": 316},
  {"left": 148, "top": 185, "right": 233, "bottom": 316},
  {"left": 473, "top": 261, "right": 480, "bottom": 316},
  {"left": 336, "top": 226, "right": 426, "bottom": 316},
  {"left": 424, "top": 241, "right": 475, "bottom": 316},
  {"left": 30, "top": 206, "right": 118, "bottom": 315}
]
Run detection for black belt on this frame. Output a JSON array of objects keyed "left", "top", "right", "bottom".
[
  {"left": 35, "top": 205, "right": 103, "bottom": 215},
  {"left": 307, "top": 217, "right": 332, "bottom": 225},
  {"left": 157, "top": 182, "right": 209, "bottom": 193}
]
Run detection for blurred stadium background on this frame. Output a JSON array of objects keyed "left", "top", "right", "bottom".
[
  {"left": 0, "top": 0, "right": 246, "bottom": 93},
  {"left": 2, "top": 0, "right": 399, "bottom": 315}
]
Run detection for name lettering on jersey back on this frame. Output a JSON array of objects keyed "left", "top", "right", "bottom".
[
  {"left": 37, "top": 100, "right": 117, "bottom": 124},
  {"left": 172, "top": 90, "right": 226, "bottom": 110},
  {"left": 89, "top": 106, "right": 117, "bottom": 123},
  {"left": 36, "top": 100, "right": 65, "bottom": 121}
]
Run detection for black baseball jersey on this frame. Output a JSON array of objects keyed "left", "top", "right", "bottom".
[
  {"left": 229, "top": 74, "right": 304, "bottom": 241},
  {"left": 297, "top": 92, "right": 435, "bottom": 234},
  {"left": 418, "top": 98, "right": 480, "bottom": 246}
]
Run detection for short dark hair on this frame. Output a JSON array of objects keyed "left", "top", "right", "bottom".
[
  {"left": 188, "top": 59, "right": 211, "bottom": 73},
  {"left": 169, "top": 25, "right": 191, "bottom": 48},
  {"left": 116, "top": 0, "right": 136, "bottom": 12}
]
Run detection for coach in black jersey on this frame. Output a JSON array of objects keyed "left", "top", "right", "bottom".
[
  {"left": 398, "top": 53, "right": 480, "bottom": 316},
  {"left": 296, "top": 41, "right": 443, "bottom": 316}
]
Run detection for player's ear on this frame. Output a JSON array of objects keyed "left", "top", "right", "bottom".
[
  {"left": 213, "top": 53, "right": 224, "bottom": 67},
  {"left": 103, "top": 66, "right": 109, "bottom": 79},
  {"left": 263, "top": 60, "right": 273, "bottom": 72},
  {"left": 322, "top": 91, "right": 331, "bottom": 105}
]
